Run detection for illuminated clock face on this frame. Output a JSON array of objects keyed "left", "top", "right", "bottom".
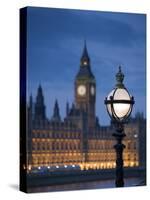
[
  {"left": 77, "top": 85, "right": 86, "bottom": 96},
  {"left": 91, "top": 86, "right": 95, "bottom": 95}
]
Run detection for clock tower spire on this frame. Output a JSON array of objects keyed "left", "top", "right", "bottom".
[
  {"left": 75, "top": 42, "right": 96, "bottom": 129},
  {"left": 80, "top": 40, "right": 90, "bottom": 66}
]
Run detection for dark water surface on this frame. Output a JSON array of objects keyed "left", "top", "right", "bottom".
[{"left": 28, "top": 177, "right": 144, "bottom": 193}]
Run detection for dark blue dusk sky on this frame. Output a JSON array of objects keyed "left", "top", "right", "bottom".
[{"left": 27, "top": 7, "right": 146, "bottom": 125}]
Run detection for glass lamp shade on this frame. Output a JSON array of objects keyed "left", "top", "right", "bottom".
[{"left": 106, "top": 88, "right": 132, "bottom": 121}]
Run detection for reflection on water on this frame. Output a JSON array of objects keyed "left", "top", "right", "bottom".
[{"left": 28, "top": 177, "right": 144, "bottom": 193}]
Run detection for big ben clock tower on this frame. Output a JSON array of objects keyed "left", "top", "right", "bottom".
[{"left": 75, "top": 41, "right": 96, "bottom": 129}]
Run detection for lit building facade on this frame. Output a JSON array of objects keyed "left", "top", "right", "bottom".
[{"left": 27, "top": 43, "right": 146, "bottom": 171}]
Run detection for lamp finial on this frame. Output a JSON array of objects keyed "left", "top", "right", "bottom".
[{"left": 116, "top": 65, "right": 125, "bottom": 88}]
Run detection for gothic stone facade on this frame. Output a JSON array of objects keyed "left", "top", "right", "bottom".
[{"left": 27, "top": 43, "right": 146, "bottom": 171}]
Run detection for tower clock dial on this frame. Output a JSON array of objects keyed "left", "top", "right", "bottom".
[
  {"left": 77, "top": 85, "right": 86, "bottom": 96},
  {"left": 91, "top": 86, "right": 95, "bottom": 95}
]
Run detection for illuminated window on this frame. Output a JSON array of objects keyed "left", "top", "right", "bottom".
[{"left": 83, "top": 61, "right": 87, "bottom": 65}]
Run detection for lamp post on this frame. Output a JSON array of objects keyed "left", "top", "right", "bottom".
[{"left": 104, "top": 66, "right": 134, "bottom": 187}]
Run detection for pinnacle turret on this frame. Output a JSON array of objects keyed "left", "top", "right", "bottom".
[
  {"left": 34, "top": 84, "right": 46, "bottom": 120},
  {"left": 66, "top": 101, "right": 69, "bottom": 116},
  {"left": 51, "top": 99, "right": 61, "bottom": 122}
]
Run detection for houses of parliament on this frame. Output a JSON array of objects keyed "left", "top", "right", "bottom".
[{"left": 27, "top": 43, "right": 146, "bottom": 172}]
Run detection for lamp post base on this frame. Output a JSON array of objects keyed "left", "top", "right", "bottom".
[{"left": 113, "top": 123, "right": 126, "bottom": 188}]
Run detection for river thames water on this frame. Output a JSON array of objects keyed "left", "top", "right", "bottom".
[{"left": 28, "top": 177, "right": 145, "bottom": 193}]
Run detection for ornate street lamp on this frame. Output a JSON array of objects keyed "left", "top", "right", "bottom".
[{"left": 104, "top": 66, "right": 134, "bottom": 187}]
